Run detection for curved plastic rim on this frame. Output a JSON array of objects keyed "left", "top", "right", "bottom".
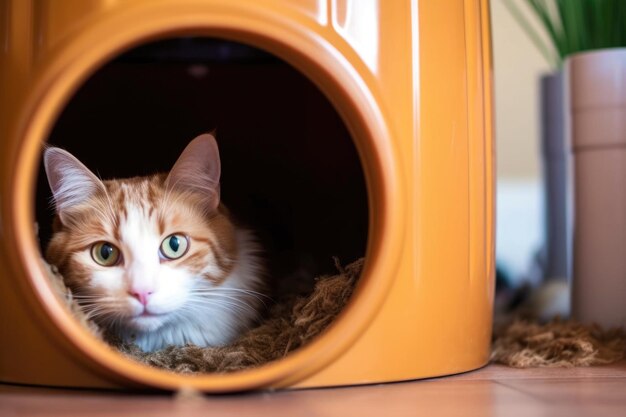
[{"left": 8, "top": 2, "right": 406, "bottom": 392}]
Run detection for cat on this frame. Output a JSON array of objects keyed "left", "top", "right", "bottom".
[{"left": 43, "top": 134, "right": 265, "bottom": 352}]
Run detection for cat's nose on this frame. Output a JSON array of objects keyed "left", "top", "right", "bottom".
[{"left": 129, "top": 290, "right": 153, "bottom": 306}]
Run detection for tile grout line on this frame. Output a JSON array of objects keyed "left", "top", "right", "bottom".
[{"left": 492, "top": 380, "right": 554, "bottom": 405}]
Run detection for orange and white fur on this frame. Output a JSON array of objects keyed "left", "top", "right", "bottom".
[{"left": 44, "top": 134, "right": 264, "bottom": 352}]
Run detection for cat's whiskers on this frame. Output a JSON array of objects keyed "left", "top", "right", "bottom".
[
  {"left": 186, "top": 295, "right": 258, "bottom": 317},
  {"left": 76, "top": 294, "right": 127, "bottom": 325},
  {"left": 183, "top": 298, "right": 252, "bottom": 317},
  {"left": 186, "top": 291, "right": 262, "bottom": 307},
  {"left": 190, "top": 288, "right": 272, "bottom": 307},
  {"left": 82, "top": 306, "right": 112, "bottom": 321},
  {"left": 72, "top": 294, "right": 117, "bottom": 301},
  {"left": 190, "top": 292, "right": 265, "bottom": 312},
  {"left": 107, "top": 311, "right": 127, "bottom": 331},
  {"left": 190, "top": 287, "right": 270, "bottom": 298}
]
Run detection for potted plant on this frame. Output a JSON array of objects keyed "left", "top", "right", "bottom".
[{"left": 505, "top": 0, "right": 626, "bottom": 328}]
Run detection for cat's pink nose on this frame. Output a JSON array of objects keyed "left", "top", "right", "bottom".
[{"left": 129, "top": 290, "right": 153, "bottom": 306}]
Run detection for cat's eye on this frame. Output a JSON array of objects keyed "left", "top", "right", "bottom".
[
  {"left": 160, "top": 234, "right": 189, "bottom": 260},
  {"left": 91, "top": 242, "right": 121, "bottom": 266}
]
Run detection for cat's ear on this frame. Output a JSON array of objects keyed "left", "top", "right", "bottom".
[
  {"left": 166, "top": 134, "right": 221, "bottom": 212},
  {"left": 43, "top": 147, "right": 106, "bottom": 223}
]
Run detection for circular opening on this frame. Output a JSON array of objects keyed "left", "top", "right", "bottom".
[
  {"left": 36, "top": 36, "right": 369, "bottom": 374},
  {"left": 10, "top": 8, "right": 403, "bottom": 391}
]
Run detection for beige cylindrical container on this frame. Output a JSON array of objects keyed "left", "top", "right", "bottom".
[{"left": 567, "top": 48, "right": 626, "bottom": 329}]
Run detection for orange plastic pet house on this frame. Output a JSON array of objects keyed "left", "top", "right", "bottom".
[{"left": 0, "top": 0, "right": 494, "bottom": 391}]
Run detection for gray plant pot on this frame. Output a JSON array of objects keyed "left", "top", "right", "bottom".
[
  {"left": 540, "top": 71, "right": 569, "bottom": 282},
  {"left": 566, "top": 48, "right": 626, "bottom": 329}
]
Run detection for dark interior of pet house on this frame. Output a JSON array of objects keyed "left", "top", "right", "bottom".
[{"left": 33, "top": 37, "right": 369, "bottom": 372}]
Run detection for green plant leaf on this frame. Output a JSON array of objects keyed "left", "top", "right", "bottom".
[
  {"left": 505, "top": 0, "right": 626, "bottom": 67},
  {"left": 502, "top": 0, "right": 559, "bottom": 66}
]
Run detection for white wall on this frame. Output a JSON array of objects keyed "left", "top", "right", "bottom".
[
  {"left": 490, "top": 0, "right": 553, "bottom": 281},
  {"left": 491, "top": 0, "right": 552, "bottom": 181}
]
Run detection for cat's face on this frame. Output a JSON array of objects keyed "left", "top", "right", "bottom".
[{"left": 44, "top": 135, "right": 237, "bottom": 334}]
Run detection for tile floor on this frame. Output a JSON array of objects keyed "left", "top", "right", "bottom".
[{"left": 1, "top": 361, "right": 625, "bottom": 416}]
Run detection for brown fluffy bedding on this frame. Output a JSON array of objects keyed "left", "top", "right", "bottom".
[
  {"left": 491, "top": 317, "right": 626, "bottom": 368},
  {"left": 44, "top": 257, "right": 626, "bottom": 373},
  {"left": 44, "top": 257, "right": 363, "bottom": 374}
]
